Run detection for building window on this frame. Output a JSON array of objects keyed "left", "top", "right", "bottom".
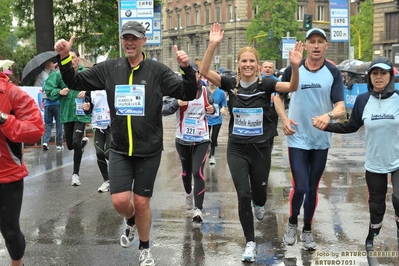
[
  {"left": 186, "top": 12, "right": 191, "bottom": 27},
  {"left": 253, "top": 5, "right": 259, "bottom": 16},
  {"left": 206, "top": 8, "right": 210, "bottom": 24},
  {"left": 169, "top": 15, "right": 172, "bottom": 30},
  {"left": 216, "top": 6, "right": 221, "bottom": 22},
  {"left": 227, "top": 37, "right": 232, "bottom": 54},
  {"left": 228, "top": 5, "right": 233, "bottom": 21},
  {"left": 317, "top": 5, "right": 326, "bottom": 21},
  {"left": 177, "top": 14, "right": 181, "bottom": 28},
  {"left": 385, "top": 12, "right": 399, "bottom": 41},
  {"left": 169, "top": 44, "right": 173, "bottom": 58},
  {"left": 297, "top": 5, "right": 305, "bottom": 21},
  {"left": 196, "top": 10, "right": 200, "bottom": 24},
  {"left": 186, "top": 41, "right": 190, "bottom": 53}
]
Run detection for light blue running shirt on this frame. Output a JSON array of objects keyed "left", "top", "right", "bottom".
[{"left": 282, "top": 60, "right": 344, "bottom": 150}]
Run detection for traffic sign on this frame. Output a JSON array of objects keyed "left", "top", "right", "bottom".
[
  {"left": 330, "top": 0, "right": 349, "bottom": 42},
  {"left": 282, "top": 38, "right": 297, "bottom": 59}
]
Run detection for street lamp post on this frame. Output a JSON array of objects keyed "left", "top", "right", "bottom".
[{"left": 230, "top": 7, "right": 240, "bottom": 71}]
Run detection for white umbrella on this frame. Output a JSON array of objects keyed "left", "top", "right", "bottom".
[{"left": 0, "top": 60, "right": 15, "bottom": 70}]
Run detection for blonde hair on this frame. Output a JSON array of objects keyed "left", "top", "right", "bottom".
[{"left": 233, "top": 47, "right": 262, "bottom": 97}]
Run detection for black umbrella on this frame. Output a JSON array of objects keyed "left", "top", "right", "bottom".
[
  {"left": 339, "top": 64, "right": 360, "bottom": 74},
  {"left": 21, "top": 51, "right": 58, "bottom": 83},
  {"left": 356, "top": 62, "right": 371, "bottom": 74}
]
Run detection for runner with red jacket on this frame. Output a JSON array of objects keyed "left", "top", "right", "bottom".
[{"left": 0, "top": 72, "right": 44, "bottom": 266}]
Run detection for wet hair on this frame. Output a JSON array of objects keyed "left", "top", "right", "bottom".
[{"left": 233, "top": 47, "right": 262, "bottom": 97}]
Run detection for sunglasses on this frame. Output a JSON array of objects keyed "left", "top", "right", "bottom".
[{"left": 121, "top": 35, "right": 144, "bottom": 41}]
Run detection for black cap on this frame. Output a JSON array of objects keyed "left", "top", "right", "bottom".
[{"left": 121, "top": 21, "right": 146, "bottom": 37}]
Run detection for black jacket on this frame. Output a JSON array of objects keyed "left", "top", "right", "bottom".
[{"left": 59, "top": 55, "right": 198, "bottom": 156}]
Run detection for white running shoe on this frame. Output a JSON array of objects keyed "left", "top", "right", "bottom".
[
  {"left": 139, "top": 248, "right": 156, "bottom": 266},
  {"left": 283, "top": 223, "right": 298, "bottom": 245},
  {"left": 71, "top": 174, "right": 81, "bottom": 186},
  {"left": 192, "top": 207, "right": 203, "bottom": 224},
  {"left": 120, "top": 219, "right": 136, "bottom": 248},
  {"left": 241, "top": 241, "right": 256, "bottom": 262},
  {"left": 43, "top": 143, "right": 49, "bottom": 150},
  {"left": 81, "top": 137, "right": 89, "bottom": 152},
  {"left": 185, "top": 192, "right": 193, "bottom": 210},
  {"left": 98, "top": 180, "right": 110, "bottom": 192},
  {"left": 56, "top": 145, "right": 63, "bottom": 150},
  {"left": 301, "top": 230, "right": 316, "bottom": 250}
]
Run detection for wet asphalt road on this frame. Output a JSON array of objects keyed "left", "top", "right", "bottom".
[{"left": 1, "top": 115, "right": 399, "bottom": 266}]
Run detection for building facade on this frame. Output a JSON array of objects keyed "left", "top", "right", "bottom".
[
  {"left": 161, "top": 0, "right": 251, "bottom": 72},
  {"left": 372, "top": 0, "right": 399, "bottom": 67},
  {"left": 159, "top": 0, "right": 360, "bottom": 70}
]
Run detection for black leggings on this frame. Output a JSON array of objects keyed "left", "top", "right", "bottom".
[
  {"left": 0, "top": 180, "right": 25, "bottom": 260},
  {"left": 63, "top": 122, "right": 86, "bottom": 175},
  {"left": 93, "top": 127, "right": 111, "bottom": 181},
  {"left": 175, "top": 141, "right": 209, "bottom": 210},
  {"left": 208, "top": 124, "right": 222, "bottom": 157},
  {"left": 227, "top": 140, "right": 271, "bottom": 242},
  {"left": 366, "top": 169, "right": 399, "bottom": 227}
]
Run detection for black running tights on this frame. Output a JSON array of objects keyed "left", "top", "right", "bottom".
[{"left": 0, "top": 179, "right": 25, "bottom": 260}]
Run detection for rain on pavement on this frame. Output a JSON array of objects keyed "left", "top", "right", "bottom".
[{"left": 1, "top": 115, "right": 398, "bottom": 266}]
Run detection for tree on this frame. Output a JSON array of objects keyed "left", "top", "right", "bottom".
[
  {"left": 0, "top": 0, "right": 13, "bottom": 59},
  {"left": 53, "top": 0, "right": 119, "bottom": 58},
  {"left": 247, "top": 0, "right": 300, "bottom": 66},
  {"left": 351, "top": 0, "right": 373, "bottom": 61}
]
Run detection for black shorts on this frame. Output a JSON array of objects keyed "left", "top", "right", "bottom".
[{"left": 108, "top": 150, "right": 161, "bottom": 197}]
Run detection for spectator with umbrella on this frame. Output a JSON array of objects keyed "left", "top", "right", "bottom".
[{"left": 21, "top": 51, "right": 58, "bottom": 85}]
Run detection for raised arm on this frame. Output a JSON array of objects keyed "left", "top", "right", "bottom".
[
  {"left": 275, "top": 41, "right": 303, "bottom": 93},
  {"left": 54, "top": 36, "right": 75, "bottom": 59},
  {"left": 199, "top": 23, "right": 224, "bottom": 87}
]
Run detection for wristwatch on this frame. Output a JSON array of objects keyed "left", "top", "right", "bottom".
[
  {"left": 0, "top": 112, "right": 8, "bottom": 125},
  {"left": 327, "top": 112, "right": 333, "bottom": 119}
]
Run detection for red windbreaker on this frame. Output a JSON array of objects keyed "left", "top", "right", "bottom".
[{"left": 0, "top": 73, "right": 44, "bottom": 183}]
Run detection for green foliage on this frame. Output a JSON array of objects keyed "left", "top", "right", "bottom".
[
  {"left": 351, "top": 0, "right": 373, "bottom": 61},
  {"left": 10, "top": 46, "right": 37, "bottom": 85},
  {"left": 12, "top": 0, "right": 35, "bottom": 40},
  {"left": 53, "top": 0, "right": 119, "bottom": 58},
  {"left": 0, "top": 0, "right": 13, "bottom": 57},
  {"left": 12, "top": 0, "right": 164, "bottom": 60},
  {"left": 248, "top": 0, "right": 300, "bottom": 63}
]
